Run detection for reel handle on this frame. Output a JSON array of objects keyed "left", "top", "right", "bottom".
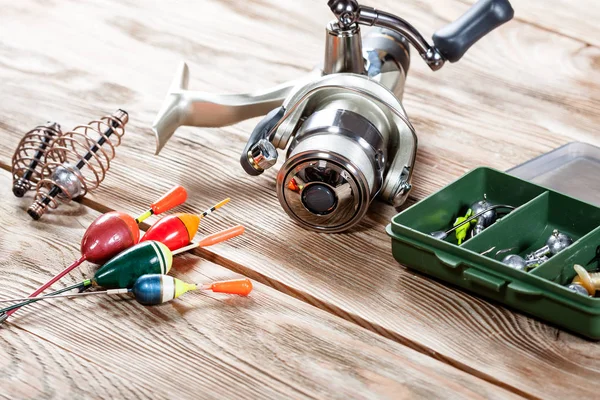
[
  {"left": 433, "top": 0, "right": 514, "bottom": 63},
  {"left": 328, "top": 0, "right": 513, "bottom": 69}
]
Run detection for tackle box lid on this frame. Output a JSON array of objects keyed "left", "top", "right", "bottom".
[{"left": 508, "top": 142, "right": 600, "bottom": 207}]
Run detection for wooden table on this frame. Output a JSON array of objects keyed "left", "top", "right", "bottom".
[{"left": 0, "top": 1, "right": 598, "bottom": 398}]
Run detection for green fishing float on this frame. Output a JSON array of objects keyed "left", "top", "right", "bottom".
[
  {"left": 92, "top": 241, "right": 172, "bottom": 288},
  {"left": 0, "top": 241, "right": 171, "bottom": 314}
]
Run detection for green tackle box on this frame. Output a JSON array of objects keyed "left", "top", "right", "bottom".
[{"left": 386, "top": 167, "right": 600, "bottom": 339}]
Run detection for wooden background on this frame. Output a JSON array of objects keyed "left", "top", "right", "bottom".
[{"left": 0, "top": 0, "right": 599, "bottom": 398}]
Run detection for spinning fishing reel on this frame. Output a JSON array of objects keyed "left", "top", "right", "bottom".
[{"left": 153, "top": 0, "right": 514, "bottom": 232}]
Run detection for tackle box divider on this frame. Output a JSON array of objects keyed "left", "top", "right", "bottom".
[{"left": 461, "top": 191, "right": 550, "bottom": 255}]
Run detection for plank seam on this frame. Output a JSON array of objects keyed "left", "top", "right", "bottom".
[{"left": 185, "top": 249, "right": 538, "bottom": 400}]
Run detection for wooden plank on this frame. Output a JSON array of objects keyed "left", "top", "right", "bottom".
[
  {"left": 0, "top": 171, "right": 515, "bottom": 399},
  {"left": 0, "top": 0, "right": 598, "bottom": 398},
  {"left": 484, "top": 0, "right": 600, "bottom": 47},
  {"left": 0, "top": 324, "right": 166, "bottom": 400},
  {"left": 0, "top": 0, "right": 598, "bottom": 197}
]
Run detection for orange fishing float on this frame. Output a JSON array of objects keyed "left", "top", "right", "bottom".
[{"left": 141, "top": 198, "right": 230, "bottom": 250}]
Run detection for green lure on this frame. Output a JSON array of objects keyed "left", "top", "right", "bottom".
[{"left": 453, "top": 209, "right": 473, "bottom": 245}]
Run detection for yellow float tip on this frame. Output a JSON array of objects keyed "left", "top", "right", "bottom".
[
  {"left": 156, "top": 242, "right": 173, "bottom": 273},
  {"left": 174, "top": 277, "right": 197, "bottom": 299},
  {"left": 214, "top": 198, "right": 231, "bottom": 210}
]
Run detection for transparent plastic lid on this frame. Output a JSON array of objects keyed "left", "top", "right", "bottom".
[{"left": 508, "top": 142, "right": 600, "bottom": 207}]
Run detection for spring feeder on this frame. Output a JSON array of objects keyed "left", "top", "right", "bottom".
[
  {"left": 12, "top": 122, "right": 63, "bottom": 197},
  {"left": 27, "top": 110, "right": 128, "bottom": 220}
]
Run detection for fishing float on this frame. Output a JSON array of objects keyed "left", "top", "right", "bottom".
[
  {"left": 93, "top": 225, "right": 244, "bottom": 289},
  {"left": 1, "top": 199, "right": 232, "bottom": 319},
  {"left": 0, "top": 274, "right": 253, "bottom": 309},
  {"left": 140, "top": 198, "right": 230, "bottom": 250},
  {"left": 79, "top": 184, "right": 187, "bottom": 264},
  {"left": 0, "top": 226, "right": 245, "bottom": 316},
  {"left": 0, "top": 185, "right": 187, "bottom": 322}
]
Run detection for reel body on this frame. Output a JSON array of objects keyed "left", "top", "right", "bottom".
[{"left": 152, "top": 0, "right": 514, "bottom": 232}]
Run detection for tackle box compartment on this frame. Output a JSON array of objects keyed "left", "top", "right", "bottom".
[{"left": 386, "top": 167, "right": 600, "bottom": 339}]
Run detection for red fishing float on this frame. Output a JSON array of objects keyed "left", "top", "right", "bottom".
[
  {"left": 80, "top": 211, "right": 141, "bottom": 264},
  {"left": 141, "top": 198, "right": 229, "bottom": 250},
  {"left": 2, "top": 185, "right": 187, "bottom": 321},
  {"left": 79, "top": 186, "right": 191, "bottom": 263}
]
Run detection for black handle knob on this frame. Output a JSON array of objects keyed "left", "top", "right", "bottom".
[{"left": 432, "top": 0, "right": 514, "bottom": 63}]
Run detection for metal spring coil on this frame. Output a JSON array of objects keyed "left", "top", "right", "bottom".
[
  {"left": 11, "top": 122, "right": 62, "bottom": 197},
  {"left": 29, "top": 110, "right": 128, "bottom": 216}
]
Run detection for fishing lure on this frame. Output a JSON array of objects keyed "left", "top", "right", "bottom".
[
  {"left": 0, "top": 275, "right": 253, "bottom": 309},
  {"left": 430, "top": 204, "right": 516, "bottom": 241},
  {"left": 0, "top": 226, "right": 245, "bottom": 316},
  {"left": 572, "top": 264, "right": 600, "bottom": 296},
  {"left": 453, "top": 209, "right": 472, "bottom": 245}
]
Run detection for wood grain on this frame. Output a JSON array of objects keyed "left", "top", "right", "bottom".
[
  {"left": 0, "top": 0, "right": 598, "bottom": 398},
  {"left": 0, "top": 324, "right": 165, "bottom": 400},
  {"left": 495, "top": 0, "right": 600, "bottom": 47},
  {"left": 0, "top": 170, "right": 515, "bottom": 399}
]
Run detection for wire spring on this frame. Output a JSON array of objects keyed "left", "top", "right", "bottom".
[
  {"left": 11, "top": 122, "right": 62, "bottom": 198},
  {"left": 29, "top": 110, "right": 128, "bottom": 218}
]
